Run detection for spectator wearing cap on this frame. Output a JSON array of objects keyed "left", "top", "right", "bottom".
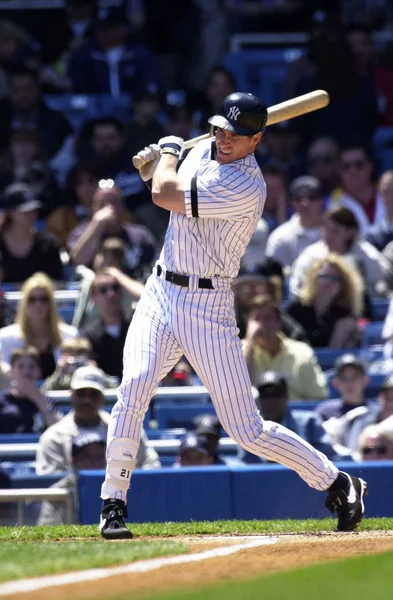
[
  {"left": 328, "top": 144, "right": 385, "bottom": 237},
  {"left": 290, "top": 206, "right": 390, "bottom": 299},
  {"left": 306, "top": 137, "right": 340, "bottom": 198},
  {"left": 177, "top": 433, "right": 215, "bottom": 467},
  {"left": 76, "top": 117, "right": 151, "bottom": 215},
  {"left": 326, "top": 375, "right": 393, "bottom": 454},
  {"left": 239, "top": 372, "right": 342, "bottom": 464},
  {"left": 0, "top": 68, "right": 72, "bottom": 159},
  {"left": 233, "top": 274, "right": 308, "bottom": 342},
  {"left": 0, "top": 182, "right": 64, "bottom": 283},
  {"left": 81, "top": 270, "right": 131, "bottom": 381},
  {"left": 286, "top": 254, "right": 363, "bottom": 348},
  {"left": 366, "top": 170, "right": 393, "bottom": 252},
  {"left": 192, "top": 414, "right": 223, "bottom": 464},
  {"left": 266, "top": 176, "right": 324, "bottom": 270},
  {"left": 357, "top": 418, "right": 393, "bottom": 462},
  {"left": 35, "top": 365, "right": 160, "bottom": 474},
  {"left": 37, "top": 431, "right": 107, "bottom": 526},
  {"left": 0, "top": 347, "right": 57, "bottom": 434},
  {"left": 68, "top": 6, "right": 161, "bottom": 95},
  {"left": 317, "top": 354, "right": 370, "bottom": 423},
  {"left": 68, "top": 181, "right": 156, "bottom": 280},
  {"left": 243, "top": 294, "right": 327, "bottom": 400}
]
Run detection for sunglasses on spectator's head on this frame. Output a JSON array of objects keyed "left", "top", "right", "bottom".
[
  {"left": 95, "top": 282, "right": 121, "bottom": 295},
  {"left": 362, "top": 445, "right": 387, "bottom": 456},
  {"left": 308, "top": 155, "right": 334, "bottom": 166},
  {"left": 27, "top": 295, "right": 49, "bottom": 304},
  {"left": 317, "top": 274, "right": 341, "bottom": 283},
  {"left": 341, "top": 159, "right": 366, "bottom": 170}
]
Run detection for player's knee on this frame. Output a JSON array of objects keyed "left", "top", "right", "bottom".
[{"left": 228, "top": 416, "right": 265, "bottom": 450}]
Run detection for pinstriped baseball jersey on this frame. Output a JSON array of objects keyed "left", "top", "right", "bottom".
[
  {"left": 101, "top": 133, "right": 341, "bottom": 509},
  {"left": 159, "top": 138, "right": 267, "bottom": 278}
]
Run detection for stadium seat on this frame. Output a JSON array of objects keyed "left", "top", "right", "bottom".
[
  {"left": 44, "top": 94, "right": 133, "bottom": 130},
  {"left": 371, "top": 297, "right": 390, "bottom": 321},
  {"left": 44, "top": 94, "right": 97, "bottom": 131},
  {"left": 224, "top": 48, "right": 304, "bottom": 107},
  {"left": 314, "top": 346, "right": 384, "bottom": 372},
  {"left": 154, "top": 402, "right": 216, "bottom": 430},
  {"left": 361, "top": 322, "right": 384, "bottom": 347}
]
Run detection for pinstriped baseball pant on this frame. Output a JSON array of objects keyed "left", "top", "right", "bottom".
[{"left": 101, "top": 273, "right": 339, "bottom": 502}]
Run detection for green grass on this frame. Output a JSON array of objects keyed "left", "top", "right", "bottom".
[
  {"left": 130, "top": 550, "right": 393, "bottom": 600},
  {"left": 0, "top": 517, "right": 393, "bottom": 541},
  {"left": 0, "top": 540, "right": 188, "bottom": 583}
]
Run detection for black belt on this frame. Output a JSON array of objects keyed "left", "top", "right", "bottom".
[{"left": 156, "top": 265, "right": 213, "bottom": 289}]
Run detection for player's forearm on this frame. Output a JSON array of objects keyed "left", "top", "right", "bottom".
[{"left": 152, "top": 155, "right": 186, "bottom": 214}]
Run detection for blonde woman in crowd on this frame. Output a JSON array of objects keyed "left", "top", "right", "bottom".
[
  {"left": 0, "top": 272, "right": 78, "bottom": 377},
  {"left": 286, "top": 253, "right": 363, "bottom": 348}
]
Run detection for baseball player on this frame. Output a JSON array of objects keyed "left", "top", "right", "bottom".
[{"left": 99, "top": 92, "right": 367, "bottom": 539}]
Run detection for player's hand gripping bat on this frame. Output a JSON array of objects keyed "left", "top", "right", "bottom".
[{"left": 132, "top": 89, "right": 329, "bottom": 170}]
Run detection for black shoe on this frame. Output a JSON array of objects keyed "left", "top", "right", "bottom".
[
  {"left": 99, "top": 499, "right": 133, "bottom": 540},
  {"left": 326, "top": 473, "right": 368, "bottom": 532}
]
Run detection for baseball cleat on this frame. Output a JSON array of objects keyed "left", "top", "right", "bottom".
[
  {"left": 100, "top": 499, "right": 133, "bottom": 540},
  {"left": 325, "top": 473, "right": 368, "bottom": 532}
]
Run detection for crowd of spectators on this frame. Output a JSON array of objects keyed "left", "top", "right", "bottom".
[{"left": 1, "top": 0, "right": 393, "bottom": 524}]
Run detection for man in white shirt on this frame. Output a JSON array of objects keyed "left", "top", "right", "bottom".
[{"left": 266, "top": 175, "right": 323, "bottom": 270}]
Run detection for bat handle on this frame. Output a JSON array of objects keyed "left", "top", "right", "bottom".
[{"left": 132, "top": 155, "right": 143, "bottom": 169}]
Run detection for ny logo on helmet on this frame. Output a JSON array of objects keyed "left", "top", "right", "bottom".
[{"left": 227, "top": 106, "right": 241, "bottom": 120}]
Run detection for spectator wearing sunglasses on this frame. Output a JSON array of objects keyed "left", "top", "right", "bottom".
[
  {"left": 328, "top": 144, "right": 385, "bottom": 236},
  {"left": 35, "top": 365, "right": 160, "bottom": 474},
  {"left": 357, "top": 419, "right": 393, "bottom": 462},
  {"left": 266, "top": 176, "right": 324, "bottom": 270},
  {"left": 366, "top": 170, "right": 393, "bottom": 252},
  {"left": 306, "top": 137, "right": 340, "bottom": 198},
  {"left": 290, "top": 206, "right": 390, "bottom": 299},
  {"left": 286, "top": 254, "right": 363, "bottom": 348},
  {"left": 81, "top": 270, "right": 130, "bottom": 380},
  {"left": 0, "top": 272, "right": 78, "bottom": 377}
]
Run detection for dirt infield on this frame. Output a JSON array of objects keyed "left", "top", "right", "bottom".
[{"left": 7, "top": 531, "right": 393, "bottom": 600}]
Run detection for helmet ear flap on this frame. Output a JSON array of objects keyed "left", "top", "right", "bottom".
[{"left": 210, "top": 125, "right": 218, "bottom": 136}]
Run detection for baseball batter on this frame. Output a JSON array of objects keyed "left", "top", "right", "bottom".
[{"left": 100, "top": 93, "right": 367, "bottom": 539}]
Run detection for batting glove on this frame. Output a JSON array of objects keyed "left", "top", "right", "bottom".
[
  {"left": 134, "top": 144, "right": 161, "bottom": 182},
  {"left": 158, "top": 135, "right": 184, "bottom": 159}
]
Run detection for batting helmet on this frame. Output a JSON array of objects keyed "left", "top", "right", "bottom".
[{"left": 208, "top": 92, "right": 268, "bottom": 136}]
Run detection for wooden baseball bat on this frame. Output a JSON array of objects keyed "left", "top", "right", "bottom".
[{"left": 132, "top": 89, "right": 329, "bottom": 169}]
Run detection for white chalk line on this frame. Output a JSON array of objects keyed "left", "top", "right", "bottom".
[{"left": 0, "top": 536, "right": 277, "bottom": 597}]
